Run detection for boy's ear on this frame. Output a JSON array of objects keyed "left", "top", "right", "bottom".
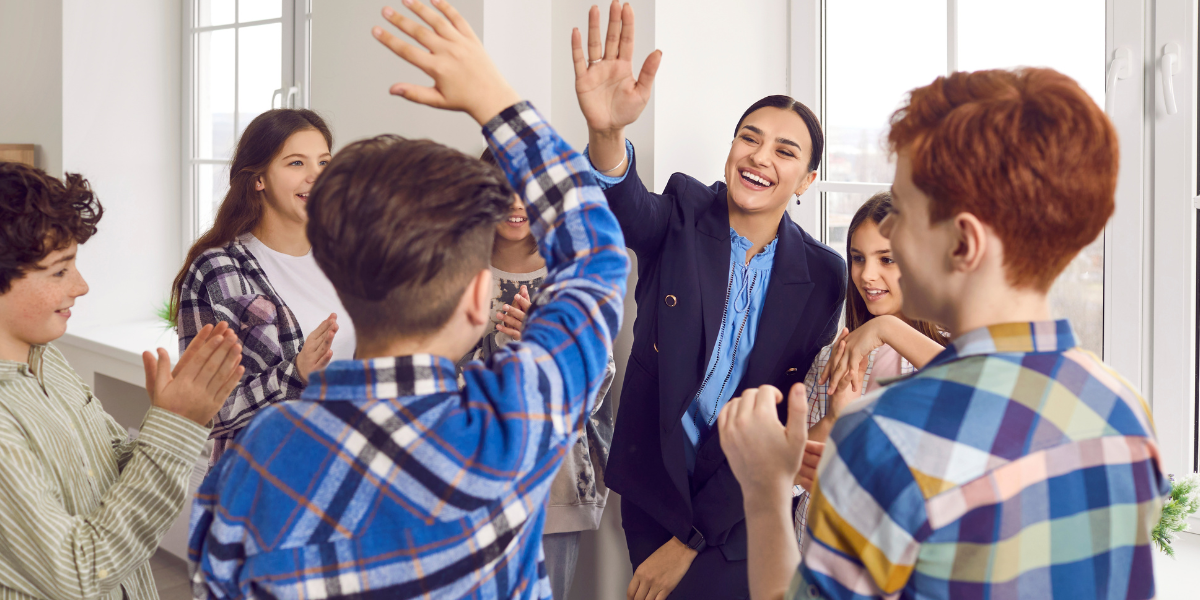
[
  {"left": 464, "top": 268, "right": 493, "bottom": 327},
  {"left": 949, "top": 212, "right": 989, "bottom": 275}
]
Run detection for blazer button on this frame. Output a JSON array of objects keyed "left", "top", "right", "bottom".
[
  {"left": 786, "top": 367, "right": 797, "bottom": 373},
  {"left": 653, "top": 342, "right": 659, "bottom": 352},
  {"left": 664, "top": 294, "right": 677, "bottom": 307}
]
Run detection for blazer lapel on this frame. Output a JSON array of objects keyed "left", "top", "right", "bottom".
[
  {"left": 695, "top": 189, "right": 732, "bottom": 366},
  {"left": 740, "top": 212, "right": 815, "bottom": 387}
]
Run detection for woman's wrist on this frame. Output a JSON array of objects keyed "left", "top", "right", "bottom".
[{"left": 586, "top": 128, "right": 628, "bottom": 172}]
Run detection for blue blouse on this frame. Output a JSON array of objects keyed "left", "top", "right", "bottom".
[{"left": 586, "top": 143, "right": 776, "bottom": 472}]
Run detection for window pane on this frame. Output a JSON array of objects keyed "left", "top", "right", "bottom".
[
  {"left": 198, "top": 0, "right": 235, "bottom": 27},
  {"left": 824, "top": 191, "right": 882, "bottom": 260},
  {"left": 197, "top": 29, "right": 235, "bottom": 160},
  {"left": 959, "top": 0, "right": 1105, "bottom": 356},
  {"left": 239, "top": 0, "right": 282, "bottom": 23},
  {"left": 825, "top": 0, "right": 945, "bottom": 184},
  {"left": 958, "top": 0, "right": 1105, "bottom": 105},
  {"left": 237, "top": 23, "right": 283, "bottom": 140},
  {"left": 196, "top": 163, "right": 231, "bottom": 236},
  {"left": 1047, "top": 236, "right": 1104, "bottom": 354}
]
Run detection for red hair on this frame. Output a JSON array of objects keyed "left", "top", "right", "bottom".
[{"left": 887, "top": 68, "right": 1118, "bottom": 291}]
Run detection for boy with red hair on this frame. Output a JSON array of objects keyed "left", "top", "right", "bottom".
[{"left": 719, "top": 68, "right": 1169, "bottom": 600}]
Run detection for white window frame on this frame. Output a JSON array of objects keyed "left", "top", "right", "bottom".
[
  {"left": 180, "top": 0, "right": 312, "bottom": 252},
  {"left": 788, "top": 0, "right": 1146, "bottom": 379},
  {"left": 1151, "top": 0, "right": 1199, "bottom": 488}
]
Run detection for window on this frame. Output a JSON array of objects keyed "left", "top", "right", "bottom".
[
  {"left": 815, "top": 0, "right": 1106, "bottom": 355},
  {"left": 183, "top": 0, "right": 311, "bottom": 244}
]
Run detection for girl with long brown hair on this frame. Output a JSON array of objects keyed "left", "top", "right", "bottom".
[
  {"left": 792, "top": 190, "right": 947, "bottom": 542},
  {"left": 171, "top": 109, "right": 354, "bottom": 467}
]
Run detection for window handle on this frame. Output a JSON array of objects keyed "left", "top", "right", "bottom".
[
  {"left": 1105, "top": 47, "right": 1132, "bottom": 116},
  {"left": 271, "top": 88, "right": 284, "bottom": 109},
  {"left": 1161, "top": 42, "right": 1181, "bottom": 116},
  {"left": 285, "top": 86, "right": 300, "bottom": 109}
]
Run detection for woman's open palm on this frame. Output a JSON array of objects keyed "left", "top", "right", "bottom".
[{"left": 572, "top": 1, "right": 662, "bottom": 134}]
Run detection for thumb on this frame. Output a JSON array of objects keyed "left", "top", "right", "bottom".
[
  {"left": 142, "top": 351, "right": 157, "bottom": 398},
  {"left": 786, "top": 382, "right": 808, "bottom": 450},
  {"left": 156, "top": 348, "right": 172, "bottom": 395}
]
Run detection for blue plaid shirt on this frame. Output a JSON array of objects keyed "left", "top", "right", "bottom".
[{"left": 187, "top": 101, "right": 629, "bottom": 599}]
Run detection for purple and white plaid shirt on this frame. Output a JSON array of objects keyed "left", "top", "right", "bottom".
[{"left": 176, "top": 239, "right": 306, "bottom": 466}]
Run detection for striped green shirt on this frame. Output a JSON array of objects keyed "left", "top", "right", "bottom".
[{"left": 0, "top": 344, "right": 208, "bottom": 600}]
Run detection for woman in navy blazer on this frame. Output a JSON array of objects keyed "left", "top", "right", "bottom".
[{"left": 572, "top": 3, "right": 846, "bottom": 598}]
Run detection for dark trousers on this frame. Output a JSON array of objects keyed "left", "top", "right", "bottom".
[{"left": 621, "top": 500, "right": 749, "bottom": 599}]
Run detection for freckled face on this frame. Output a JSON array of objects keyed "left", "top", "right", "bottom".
[
  {"left": 849, "top": 219, "right": 903, "bottom": 317},
  {"left": 723, "top": 107, "right": 816, "bottom": 216},
  {"left": 0, "top": 243, "right": 89, "bottom": 353},
  {"left": 495, "top": 194, "right": 531, "bottom": 242}
]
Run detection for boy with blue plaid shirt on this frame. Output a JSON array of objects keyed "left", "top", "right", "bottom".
[
  {"left": 186, "top": 1, "right": 628, "bottom": 598},
  {"left": 720, "top": 68, "right": 1170, "bottom": 600}
]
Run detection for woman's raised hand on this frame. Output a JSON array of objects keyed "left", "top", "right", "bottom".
[
  {"left": 572, "top": 1, "right": 662, "bottom": 137},
  {"left": 296, "top": 314, "right": 338, "bottom": 384}
]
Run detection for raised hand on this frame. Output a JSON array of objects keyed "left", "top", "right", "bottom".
[
  {"left": 143, "top": 322, "right": 245, "bottom": 426},
  {"left": 495, "top": 285, "right": 532, "bottom": 341},
  {"left": 572, "top": 1, "right": 662, "bottom": 136},
  {"left": 296, "top": 314, "right": 338, "bottom": 383},
  {"left": 373, "top": 0, "right": 521, "bottom": 125}
]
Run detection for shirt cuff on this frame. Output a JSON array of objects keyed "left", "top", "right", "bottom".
[
  {"left": 584, "top": 139, "right": 634, "bottom": 189},
  {"left": 136, "top": 407, "right": 209, "bottom": 463}
]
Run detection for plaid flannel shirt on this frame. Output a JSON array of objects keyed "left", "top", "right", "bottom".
[
  {"left": 793, "top": 320, "right": 1169, "bottom": 600},
  {"left": 794, "top": 344, "right": 916, "bottom": 545},
  {"left": 187, "top": 101, "right": 629, "bottom": 600},
  {"left": 176, "top": 239, "right": 306, "bottom": 467}
]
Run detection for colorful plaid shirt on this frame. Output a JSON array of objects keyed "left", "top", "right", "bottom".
[
  {"left": 187, "top": 101, "right": 629, "bottom": 600},
  {"left": 792, "top": 320, "right": 1169, "bottom": 600}
]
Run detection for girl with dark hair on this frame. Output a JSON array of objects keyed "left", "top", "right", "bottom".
[
  {"left": 572, "top": 3, "right": 845, "bottom": 597},
  {"left": 171, "top": 108, "right": 354, "bottom": 467},
  {"left": 791, "top": 191, "right": 947, "bottom": 546}
]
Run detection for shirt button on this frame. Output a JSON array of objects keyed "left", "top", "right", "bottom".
[
  {"left": 98, "top": 569, "right": 108, "bottom": 579},
  {"left": 808, "top": 584, "right": 820, "bottom": 598},
  {"left": 664, "top": 294, "right": 677, "bottom": 307},
  {"left": 87, "top": 469, "right": 94, "bottom": 478}
]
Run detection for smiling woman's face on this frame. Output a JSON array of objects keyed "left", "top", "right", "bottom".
[{"left": 723, "top": 107, "right": 815, "bottom": 217}]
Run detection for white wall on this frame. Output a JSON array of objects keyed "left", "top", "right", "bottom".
[
  {"left": 310, "top": 0, "right": 486, "bottom": 154},
  {"left": 485, "top": 0, "right": 553, "bottom": 120},
  {"left": 0, "top": 0, "right": 63, "bottom": 176},
  {"left": 62, "top": 0, "right": 182, "bottom": 327},
  {"left": 653, "top": 0, "right": 790, "bottom": 190}
]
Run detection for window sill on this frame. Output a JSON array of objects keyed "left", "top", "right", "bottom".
[{"left": 57, "top": 319, "right": 178, "bottom": 389}]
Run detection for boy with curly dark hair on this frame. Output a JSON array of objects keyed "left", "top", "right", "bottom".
[{"left": 0, "top": 162, "right": 245, "bottom": 600}]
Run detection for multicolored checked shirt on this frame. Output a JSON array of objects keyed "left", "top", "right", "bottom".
[
  {"left": 792, "top": 320, "right": 1169, "bottom": 600},
  {"left": 187, "top": 101, "right": 629, "bottom": 600}
]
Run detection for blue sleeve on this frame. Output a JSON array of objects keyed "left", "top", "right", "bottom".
[{"left": 584, "top": 139, "right": 634, "bottom": 189}]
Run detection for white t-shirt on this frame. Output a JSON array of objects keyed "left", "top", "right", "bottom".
[{"left": 242, "top": 234, "right": 357, "bottom": 362}]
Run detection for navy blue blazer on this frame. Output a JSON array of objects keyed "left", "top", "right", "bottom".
[{"left": 604, "top": 148, "right": 846, "bottom": 561}]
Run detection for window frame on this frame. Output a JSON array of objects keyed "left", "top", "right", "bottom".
[{"left": 180, "top": 0, "right": 311, "bottom": 253}]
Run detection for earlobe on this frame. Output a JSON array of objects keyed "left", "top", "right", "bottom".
[{"left": 793, "top": 170, "right": 818, "bottom": 197}]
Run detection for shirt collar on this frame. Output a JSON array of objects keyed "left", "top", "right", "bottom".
[
  {"left": 730, "top": 227, "right": 778, "bottom": 264},
  {"left": 301, "top": 353, "right": 460, "bottom": 401},
  {"left": 928, "top": 320, "right": 1078, "bottom": 368},
  {"left": 0, "top": 345, "right": 43, "bottom": 381}
]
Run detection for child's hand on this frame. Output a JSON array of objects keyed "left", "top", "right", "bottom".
[
  {"left": 719, "top": 383, "right": 809, "bottom": 498},
  {"left": 796, "top": 440, "right": 824, "bottom": 492},
  {"left": 143, "top": 322, "right": 244, "bottom": 426},
  {"left": 296, "top": 314, "right": 338, "bottom": 383},
  {"left": 373, "top": 0, "right": 521, "bottom": 125},
  {"left": 496, "top": 285, "right": 532, "bottom": 341},
  {"left": 820, "top": 320, "right": 887, "bottom": 394}
]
